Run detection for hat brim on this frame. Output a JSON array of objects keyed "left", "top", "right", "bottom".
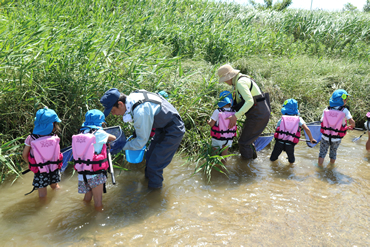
[
  {"left": 218, "top": 97, "right": 232, "bottom": 108},
  {"left": 219, "top": 70, "right": 240, "bottom": 83},
  {"left": 103, "top": 107, "right": 112, "bottom": 117}
]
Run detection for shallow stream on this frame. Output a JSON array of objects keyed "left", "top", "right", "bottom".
[{"left": 1, "top": 130, "right": 370, "bottom": 246}]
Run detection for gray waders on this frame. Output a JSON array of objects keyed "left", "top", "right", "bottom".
[
  {"left": 238, "top": 93, "right": 271, "bottom": 159},
  {"left": 132, "top": 90, "right": 185, "bottom": 188}
]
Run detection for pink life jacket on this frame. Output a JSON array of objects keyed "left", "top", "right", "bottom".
[
  {"left": 320, "top": 106, "right": 347, "bottom": 139},
  {"left": 210, "top": 108, "right": 237, "bottom": 140},
  {"left": 28, "top": 135, "right": 63, "bottom": 173},
  {"left": 274, "top": 115, "right": 301, "bottom": 144},
  {"left": 72, "top": 133, "right": 109, "bottom": 174}
]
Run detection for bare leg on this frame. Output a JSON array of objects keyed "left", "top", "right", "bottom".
[
  {"left": 366, "top": 132, "right": 370, "bottom": 151},
  {"left": 92, "top": 184, "right": 104, "bottom": 211},
  {"left": 221, "top": 146, "right": 229, "bottom": 165},
  {"left": 84, "top": 191, "right": 93, "bottom": 203},
  {"left": 38, "top": 187, "right": 47, "bottom": 198},
  {"left": 50, "top": 183, "right": 60, "bottom": 190},
  {"left": 318, "top": 157, "right": 324, "bottom": 168}
]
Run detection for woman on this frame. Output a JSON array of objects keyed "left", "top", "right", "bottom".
[{"left": 217, "top": 64, "right": 271, "bottom": 159}]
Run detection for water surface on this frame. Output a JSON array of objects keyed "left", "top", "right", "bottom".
[{"left": 1, "top": 131, "right": 370, "bottom": 246}]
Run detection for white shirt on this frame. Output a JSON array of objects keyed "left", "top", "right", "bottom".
[{"left": 211, "top": 107, "right": 233, "bottom": 126}]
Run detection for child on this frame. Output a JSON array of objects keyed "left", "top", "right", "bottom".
[
  {"left": 365, "top": 112, "right": 370, "bottom": 152},
  {"left": 207, "top": 91, "right": 237, "bottom": 163},
  {"left": 270, "top": 99, "right": 316, "bottom": 165},
  {"left": 72, "top": 109, "right": 116, "bottom": 211},
  {"left": 22, "top": 107, "right": 63, "bottom": 197},
  {"left": 318, "top": 89, "right": 355, "bottom": 168}
]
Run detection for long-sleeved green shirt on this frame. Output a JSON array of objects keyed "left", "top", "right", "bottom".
[{"left": 232, "top": 73, "right": 262, "bottom": 119}]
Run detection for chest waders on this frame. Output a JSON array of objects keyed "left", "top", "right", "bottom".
[
  {"left": 233, "top": 76, "right": 271, "bottom": 159},
  {"left": 131, "top": 90, "right": 185, "bottom": 188}
]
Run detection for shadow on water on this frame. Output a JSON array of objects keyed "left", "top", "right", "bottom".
[
  {"left": 204, "top": 156, "right": 261, "bottom": 188},
  {"left": 270, "top": 161, "right": 308, "bottom": 182},
  {"left": 1, "top": 189, "right": 57, "bottom": 224},
  {"left": 48, "top": 173, "right": 166, "bottom": 243},
  {"left": 315, "top": 167, "right": 353, "bottom": 185}
]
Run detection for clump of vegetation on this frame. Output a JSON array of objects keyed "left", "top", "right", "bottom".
[{"left": 184, "top": 141, "right": 234, "bottom": 182}]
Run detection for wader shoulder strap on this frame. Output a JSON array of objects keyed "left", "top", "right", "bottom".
[
  {"left": 132, "top": 90, "right": 162, "bottom": 111},
  {"left": 238, "top": 75, "right": 254, "bottom": 92}
]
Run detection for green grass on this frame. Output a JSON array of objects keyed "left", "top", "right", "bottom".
[{"left": 0, "top": 0, "right": 370, "bottom": 180}]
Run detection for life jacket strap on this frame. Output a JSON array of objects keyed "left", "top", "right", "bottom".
[
  {"left": 275, "top": 129, "right": 300, "bottom": 139},
  {"left": 211, "top": 129, "right": 236, "bottom": 134},
  {"left": 73, "top": 157, "right": 108, "bottom": 165},
  {"left": 29, "top": 159, "right": 62, "bottom": 167},
  {"left": 320, "top": 126, "right": 346, "bottom": 133},
  {"left": 24, "top": 186, "right": 37, "bottom": 196},
  {"left": 77, "top": 169, "right": 108, "bottom": 176},
  {"left": 22, "top": 169, "right": 31, "bottom": 175}
]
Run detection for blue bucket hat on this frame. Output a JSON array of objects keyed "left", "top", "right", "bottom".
[
  {"left": 100, "top": 88, "right": 121, "bottom": 117},
  {"left": 281, "top": 99, "right": 299, "bottom": 115},
  {"left": 218, "top": 90, "right": 233, "bottom": 108},
  {"left": 82, "top": 109, "right": 105, "bottom": 128},
  {"left": 33, "top": 108, "right": 61, "bottom": 135},
  {"left": 329, "top": 89, "right": 350, "bottom": 107}
]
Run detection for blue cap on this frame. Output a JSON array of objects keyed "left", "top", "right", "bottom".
[
  {"left": 82, "top": 109, "right": 105, "bottom": 128},
  {"left": 158, "top": 90, "right": 169, "bottom": 99},
  {"left": 33, "top": 108, "right": 61, "bottom": 135},
  {"left": 281, "top": 99, "right": 299, "bottom": 115},
  {"left": 218, "top": 90, "right": 233, "bottom": 108},
  {"left": 329, "top": 89, "right": 350, "bottom": 107},
  {"left": 100, "top": 88, "right": 121, "bottom": 117}
]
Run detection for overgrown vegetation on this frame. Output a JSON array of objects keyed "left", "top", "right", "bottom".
[{"left": 0, "top": 0, "right": 369, "bottom": 180}]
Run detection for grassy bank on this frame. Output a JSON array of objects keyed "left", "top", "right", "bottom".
[{"left": 1, "top": 0, "right": 369, "bottom": 180}]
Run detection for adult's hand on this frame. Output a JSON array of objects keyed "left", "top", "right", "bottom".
[{"left": 226, "top": 115, "right": 237, "bottom": 129}]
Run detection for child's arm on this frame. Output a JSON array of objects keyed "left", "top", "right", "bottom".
[
  {"left": 347, "top": 118, "right": 355, "bottom": 130},
  {"left": 107, "top": 134, "right": 116, "bottom": 142},
  {"left": 301, "top": 124, "right": 317, "bottom": 143},
  {"left": 22, "top": 146, "right": 31, "bottom": 164},
  {"left": 207, "top": 119, "right": 216, "bottom": 128}
]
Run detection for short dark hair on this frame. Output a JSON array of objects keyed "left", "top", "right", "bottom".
[
  {"left": 53, "top": 122, "right": 61, "bottom": 134},
  {"left": 113, "top": 93, "right": 127, "bottom": 108}
]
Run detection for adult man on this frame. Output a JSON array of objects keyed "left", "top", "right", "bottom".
[
  {"left": 218, "top": 64, "right": 271, "bottom": 159},
  {"left": 100, "top": 88, "right": 185, "bottom": 189}
]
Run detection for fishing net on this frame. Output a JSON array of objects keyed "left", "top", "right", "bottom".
[
  {"left": 304, "top": 121, "right": 322, "bottom": 148},
  {"left": 254, "top": 133, "right": 274, "bottom": 152}
]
